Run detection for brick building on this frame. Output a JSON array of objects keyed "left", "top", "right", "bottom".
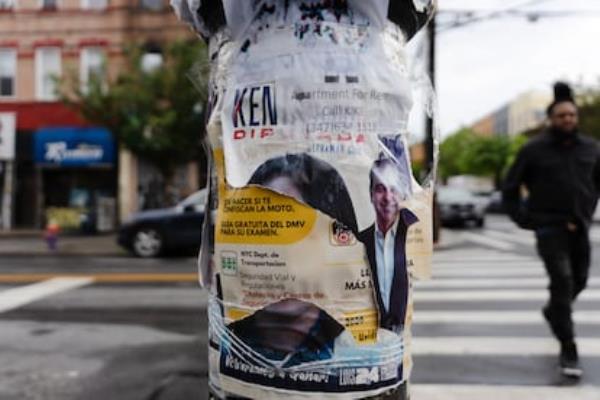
[{"left": 0, "top": 0, "right": 195, "bottom": 229}]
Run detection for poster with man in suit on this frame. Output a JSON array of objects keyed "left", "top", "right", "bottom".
[{"left": 358, "top": 150, "right": 418, "bottom": 334}]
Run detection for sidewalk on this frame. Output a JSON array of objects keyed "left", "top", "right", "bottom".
[{"left": 0, "top": 230, "right": 126, "bottom": 257}]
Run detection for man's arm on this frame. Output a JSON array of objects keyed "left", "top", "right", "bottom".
[
  {"left": 594, "top": 141, "right": 600, "bottom": 195},
  {"left": 502, "top": 147, "right": 533, "bottom": 230}
]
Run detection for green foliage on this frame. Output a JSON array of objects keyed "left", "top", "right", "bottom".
[
  {"left": 59, "top": 40, "right": 209, "bottom": 177},
  {"left": 438, "top": 128, "right": 477, "bottom": 180},
  {"left": 439, "top": 128, "right": 528, "bottom": 187},
  {"left": 505, "top": 133, "right": 528, "bottom": 173},
  {"left": 465, "top": 134, "right": 511, "bottom": 186},
  {"left": 579, "top": 91, "right": 600, "bottom": 140}
]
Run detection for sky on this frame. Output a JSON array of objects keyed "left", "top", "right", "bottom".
[{"left": 409, "top": 0, "right": 600, "bottom": 138}]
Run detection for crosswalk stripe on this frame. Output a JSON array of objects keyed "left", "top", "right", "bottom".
[
  {"left": 414, "top": 289, "right": 600, "bottom": 302},
  {"left": 457, "top": 232, "right": 515, "bottom": 250},
  {"left": 410, "top": 384, "right": 600, "bottom": 400},
  {"left": 433, "top": 248, "right": 520, "bottom": 255},
  {"left": 485, "top": 228, "right": 600, "bottom": 246},
  {"left": 0, "top": 273, "right": 198, "bottom": 284},
  {"left": 589, "top": 230, "right": 600, "bottom": 242},
  {"left": 433, "top": 252, "right": 536, "bottom": 259},
  {"left": 0, "top": 277, "right": 93, "bottom": 313},
  {"left": 413, "top": 310, "right": 600, "bottom": 325},
  {"left": 430, "top": 268, "right": 545, "bottom": 278},
  {"left": 416, "top": 277, "right": 600, "bottom": 288},
  {"left": 433, "top": 261, "right": 543, "bottom": 268},
  {"left": 417, "top": 277, "right": 548, "bottom": 288},
  {"left": 482, "top": 229, "right": 536, "bottom": 245},
  {"left": 433, "top": 250, "right": 533, "bottom": 260},
  {"left": 433, "top": 259, "right": 539, "bottom": 265},
  {"left": 412, "top": 337, "right": 600, "bottom": 356}
]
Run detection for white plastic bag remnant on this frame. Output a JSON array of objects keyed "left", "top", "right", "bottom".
[
  {"left": 208, "top": 295, "right": 406, "bottom": 396},
  {"left": 169, "top": 0, "right": 227, "bottom": 40},
  {"left": 412, "top": 0, "right": 435, "bottom": 13}
]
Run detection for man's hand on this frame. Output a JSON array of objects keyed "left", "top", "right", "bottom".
[{"left": 567, "top": 222, "right": 578, "bottom": 232}]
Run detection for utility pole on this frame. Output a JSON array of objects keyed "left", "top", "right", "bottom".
[
  {"left": 425, "top": 14, "right": 436, "bottom": 175},
  {"left": 425, "top": 15, "right": 441, "bottom": 244}
]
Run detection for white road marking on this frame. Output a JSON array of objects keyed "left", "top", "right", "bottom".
[
  {"left": 432, "top": 261, "right": 543, "bottom": 268},
  {"left": 412, "top": 337, "right": 600, "bottom": 356},
  {"left": 482, "top": 229, "right": 536, "bottom": 245},
  {"left": 589, "top": 229, "right": 600, "bottom": 242},
  {"left": 416, "top": 277, "right": 599, "bottom": 288},
  {"left": 433, "top": 248, "right": 515, "bottom": 255},
  {"left": 457, "top": 232, "right": 516, "bottom": 251},
  {"left": 433, "top": 257, "right": 538, "bottom": 264},
  {"left": 433, "top": 250, "right": 533, "bottom": 260},
  {"left": 416, "top": 277, "right": 550, "bottom": 288},
  {"left": 430, "top": 268, "right": 545, "bottom": 278},
  {"left": 413, "top": 310, "right": 600, "bottom": 325},
  {"left": 414, "top": 289, "right": 600, "bottom": 302},
  {"left": 0, "top": 277, "right": 94, "bottom": 313},
  {"left": 411, "top": 384, "right": 600, "bottom": 400}
]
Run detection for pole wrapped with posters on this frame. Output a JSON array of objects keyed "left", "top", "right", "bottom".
[{"left": 171, "top": 1, "right": 438, "bottom": 398}]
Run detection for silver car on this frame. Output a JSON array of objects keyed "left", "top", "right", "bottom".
[{"left": 437, "top": 186, "right": 488, "bottom": 228}]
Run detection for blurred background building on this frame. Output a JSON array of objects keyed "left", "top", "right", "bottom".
[
  {"left": 0, "top": 0, "right": 196, "bottom": 230},
  {"left": 470, "top": 90, "right": 552, "bottom": 137}
]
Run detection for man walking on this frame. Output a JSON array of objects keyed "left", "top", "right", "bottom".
[{"left": 503, "top": 82, "right": 600, "bottom": 378}]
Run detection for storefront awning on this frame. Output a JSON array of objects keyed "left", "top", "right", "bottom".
[
  {"left": 0, "top": 102, "right": 87, "bottom": 131},
  {"left": 34, "top": 127, "right": 115, "bottom": 167}
]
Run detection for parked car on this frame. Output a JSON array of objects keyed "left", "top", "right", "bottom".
[
  {"left": 437, "top": 186, "right": 487, "bottom": 228},
  {"left": 486, "top": 190, "right": 505, "bottom": 213},
  {"left": 117, "top": 189, "right": 207, "bottom": 257}
]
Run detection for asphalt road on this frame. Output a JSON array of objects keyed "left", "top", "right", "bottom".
[{"left": 0, "top": 214, "right": 599, "bottom": 399}]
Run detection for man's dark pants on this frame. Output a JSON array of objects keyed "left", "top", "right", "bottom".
[{"left": 535, "top": 226, "right": 591, "bottom": 343}]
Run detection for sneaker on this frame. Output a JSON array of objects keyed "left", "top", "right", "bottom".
[{"left": 559, "top": 341, "right": 583, "bottom": 378}]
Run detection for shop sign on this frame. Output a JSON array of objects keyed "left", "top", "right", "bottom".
[
  {"left": 34, "top": 127, "right": 115, "bottom": 166},
  {"left": 0, "top": 112, "right": 16, "bottom": 161}
]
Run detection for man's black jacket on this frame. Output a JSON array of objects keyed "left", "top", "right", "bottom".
[{"left": 502, "top": 129, "right": 600, "bottom": 230}]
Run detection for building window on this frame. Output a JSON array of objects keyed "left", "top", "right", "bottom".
[
  {"left": 141, "top": 42, "right": 163, "bottom": 73},
  {"left": 80, "top": 47, "right": 105, "bottom": 92},
  {"left": 0, "top": 49, "right": 16, "bottom": 98},
  {"left": 141, "top": 53, "right": 163, "bottom": 73},
  {"left": 40, "top": 0, "right": 58, "bottom": 10},
  {"left": 0, "top": 0, "right": 14, "bottom": 10},
  {"left": 81, "top": 0, "right": 107, "bottom": 10},
  {"left": 140, "top": 0, "right": 162, "bottom": 11},
  {"left": 35, "top": 47, "right": 62, "bottom": 101}
]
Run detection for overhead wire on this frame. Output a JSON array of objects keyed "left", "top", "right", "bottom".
[{"left": 436, "top": 0, "right": 600, "bottom": 33}]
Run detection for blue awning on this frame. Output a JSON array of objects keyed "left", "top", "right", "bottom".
[{"left": 34, "top": 127, "right": 115, "bottom": 167}]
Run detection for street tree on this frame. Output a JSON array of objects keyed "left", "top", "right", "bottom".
[
  {"left": 59, "top": 40, "right": 209, "bottom": 204},
  {"left": 439, "top": 128, "right": 527, "bottom": 188},
  {"left": 438, "top": 128, "right": 477, "bottom": 181},
  {"left": 579, "top": 91, "right": 600, "bottom": 141},
  {"left": 463, "top": 134, "right": 511, "bottom": 188}
]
